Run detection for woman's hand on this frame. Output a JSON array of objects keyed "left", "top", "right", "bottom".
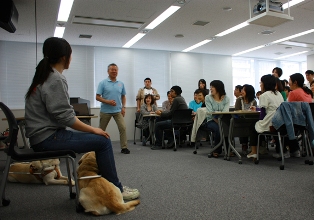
[
  {"left": 155, "top": 110, "right": 162, "bottom": 115},
  {"left": 93, "top": 128, "right": 110, "bottom": 138},
  {"left": 249, "top": 106, "right": 256, "bottom": 112}
]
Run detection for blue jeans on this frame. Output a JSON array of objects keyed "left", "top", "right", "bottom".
[
  {"left": 31, "top": 129, "right": 123, "bottom": 192},
  {"left": 203, "top": 120, "right": 221, "bottom": 152},
  {"left": 154, "top": 120, "right": 173, "bottom": 146}
]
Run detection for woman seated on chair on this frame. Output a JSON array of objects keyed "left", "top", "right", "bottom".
[
  {"left": 202, "top": 80, "right": 230, "bottom": 157},
  {"left": 24, "top": 37, "right": 139, "bottom": 200},
  {"left": 288, "top": 73, "right": 313, "bottom": 103},
  {"left": 140, "top": 94, "right": 158, "bottom": 146},
  {"left": 247, "top": 75, "right": 284, "bottom": 159},
  {"left": 234, "top": 84, "right": 257, "bottom": 155}
]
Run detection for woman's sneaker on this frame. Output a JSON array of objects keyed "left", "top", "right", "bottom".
[{"left": 122, "top": 186, "right": 140, "bottom": 200}]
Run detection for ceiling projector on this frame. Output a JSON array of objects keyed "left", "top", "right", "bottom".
[{"left": 253, "top": 0, "right": 283, "bottom": 15}]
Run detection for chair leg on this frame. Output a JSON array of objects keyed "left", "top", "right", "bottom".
[
  {"left": 277, "top": 132, "right": 285, "bottom": 170},
  {"left": 173, "top": 128, "right": 177, "bottom": 151},
  {"left": 66, "top": 157, "right": 80, "bottom": 209},
  {"left": 0, "top": 155, "right": 11, "bottom": 206},
  {"left": 133, "top": 127, "right": 136, "bottom": 144}
]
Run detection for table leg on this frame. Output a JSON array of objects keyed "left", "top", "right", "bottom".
[{"left": 227, "top": 118, "right": 242, "bottom": 163}]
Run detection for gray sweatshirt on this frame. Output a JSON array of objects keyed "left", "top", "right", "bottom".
[{"left": 25, "top": 69, "right": 76, "bottom": 145}]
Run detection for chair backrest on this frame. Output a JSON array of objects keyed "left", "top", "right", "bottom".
[
  {"left": 171, "top": 109, "right": 193, "bottom": 125},
  {"left": 0, "top": 102, "right": 19, "bottom": 156}
]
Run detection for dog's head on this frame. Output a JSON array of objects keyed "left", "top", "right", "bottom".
[
  {"left": 77, "top": 151, "right": 99, "bottom": 177},
  {"left": 30, "top": 159, "right": 60, "bottom": 173}
]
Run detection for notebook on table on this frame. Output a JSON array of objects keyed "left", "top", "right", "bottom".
[{"left": 72, "top": 103, "right": 94, "bottom": 116}]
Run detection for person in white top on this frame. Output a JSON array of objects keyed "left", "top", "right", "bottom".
[
  {"left": 247, "top": 75, "right": 284, "bottom": 159},
  {"left": 305, "top": 70, "right": 314, "bottom": 88},
  {"left": 136, "top": 78, "right": 160, "bottom": 112}
]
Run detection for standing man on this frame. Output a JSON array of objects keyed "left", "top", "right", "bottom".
[
  {"left": 151, "top": 86, "right": 188, "bottom": 150},
  {"left": 136, "top": 78, "right": 160, "bottom": 112},
  {"left": 305, "top": 70, "right": 314, "bottom": 88},
  {"left": 96, "top": 63, "right": 130, "bottom": 154}
]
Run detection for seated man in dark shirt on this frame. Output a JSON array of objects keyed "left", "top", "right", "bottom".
[{"left": 151, "top": 86, "right": 188, "bottom": 150}]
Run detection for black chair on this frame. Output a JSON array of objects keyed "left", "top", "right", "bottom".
[
  {"left": 133, "top": 112, "right": 144, "bottom": 144},
  {"left": 162, "top": 109, "right": 193, "bottom": 151},
  {"left": 0, "top": 102, "right": 80, "bottom": 211}
]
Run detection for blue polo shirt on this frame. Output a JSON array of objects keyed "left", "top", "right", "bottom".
[{"left": 96, "top": 77, "right": 126, "bottom": 113}]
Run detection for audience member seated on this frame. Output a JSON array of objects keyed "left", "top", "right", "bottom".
[
  {"left": 151, "top": 86, "right": 188, "bottom": 150},
  {"left": 140, "top": 94, "right": 158, "bottom": 146},
  {"left": 288, "top": 73, "right": 312, "bottom": 103},
  {"left": 162, "top": 91, "right": 173, "bottom": 113},
  {"left": 256, "top": 91, "right": 262, "bottom": 100},
  {"left": 136, "top": 78, "right": 160, "bottom": 112},
  {"left": 201, "top": 80, "right": 230, "bottom": 157},
  {"left": 247, "top": 75, "right": 284, "bottom": 159},
  {"left": 272, "top": 67, "right": 282, "bottom": 78},
  {"left": 275, "top": 78, "right": 287, "bottom": 101},
  {"left": 310, "top": 81, "right": 314, "bottom": 102},
  {"left": 198, "top": 79, "right": 209, "bottom": 95},
  {"left": 234, "top": 84, "right": 257, "bottom": 155},
  {"left": 284, "top": 86, "right": 291, "bottom": 101},
  {"left": 305, "top": 70, "right": 314, "bottom": 88},
  {"left": 189, "top": 89, "right": 203, "bottom": 114},
  {"left": 233, "top": 85, "right": 243, "bottom": 106}
]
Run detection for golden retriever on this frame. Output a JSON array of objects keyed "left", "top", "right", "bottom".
[
  {"left": 8, "top": 159, "right": 74, "bottom": 185},
  {"left": 77, "top": 152, "right": 140, "bottom": 215}
]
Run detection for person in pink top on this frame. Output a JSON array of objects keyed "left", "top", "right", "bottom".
[{"left": 288, "top": 73, "right": 313, "bottom": 103}]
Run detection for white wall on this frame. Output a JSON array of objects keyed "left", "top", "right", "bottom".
[
  {"left": 308, "top": 54, "right": 314, "bottom": 70},
  {"left": 0, "top": 41, "right": 233, "bottom": 145}
]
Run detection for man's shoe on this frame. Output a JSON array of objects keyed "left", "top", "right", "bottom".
[
  {"left": 272, "top": 151, "right": 290, "bottom": 159},
  {"left": 121, "top": 148, "right": 130, "bottom": 154},
  {"left": 122, "top": 186, "right": 140, "bottom": 200},
  {"left": 151, "top": 145, "right": 162, "bottom": 150},
  {"left": 290, "top": 150, "right": 301, "bottom": 158},
  {"left": 166, "top": 141, "right": 175, "bottom": 149}
]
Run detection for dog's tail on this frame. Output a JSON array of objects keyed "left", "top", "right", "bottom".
[{"left": 111, "top": 199, "right": 140, "bottom": 215}]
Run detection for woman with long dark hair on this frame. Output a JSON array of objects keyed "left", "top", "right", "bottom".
[
  {"left": 203, "top": 80, "right": 230, "bottom": 157},
  {"left": 198, "top": 79, "right": 209, "bottom": 95},
  {"left": 234, "top": 84, "right": 257, "bottom": 154},
  {"left": 247, "top": 75, "right": 284, "bottom": 159},
  {"left": 25, "top": 37, "right": 139, "bottom": 200}
]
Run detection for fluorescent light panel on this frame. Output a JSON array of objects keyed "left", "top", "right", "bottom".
[
  {"left": 233, "top": 28, "right": 314, "bottom": 56},
  {"left": 72, "top": 16, "right": 144, "bottom": 29},
  {"left": 57, "top": 0, "right": 74, "bottom": 22},
  {"left": 271, "top": 29, "right": 314, "bottom": 44},
  {"left": 123, "top": 33, "right": 146, "bottom": 48},
  {"left": 215, "top": 22, "right": 249, "bottom": 37},
  {"left": 54, "top": 27, "right": 65, "bottom": 38},
  {"left": 275, "top": 50, "right": 308, "bottom": 59},
  {"left": 182, "top": 40, "right": 211, "bottom": 52},
  {"left": 122, "top": 5, "right": 180, "bottom": 48},
  {"left": 146, "top": 6, "right": 180, "bottom": 29},
  {"left": 282, "top": 0, "right": 305, "bottom": 10}
]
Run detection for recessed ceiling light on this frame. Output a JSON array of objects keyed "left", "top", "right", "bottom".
[
  {"left": 259, "top": 30, "right": 275, "bottom": 35},
  {"left": 177, "top": 0, "right": 186, "bottom": 4},
  {"left": 222, "top": 7, "right": 232, "bottom": 11},
  {"left": 175, "top": 34, "right": 184, "bottom": 38}
]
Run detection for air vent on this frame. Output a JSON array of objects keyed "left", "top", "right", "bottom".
[
  {"left": 193, "top": 21, "right": 210, "bottom": 26},
  {"left": 274, "top": 52, "right": 284, "bottom": 55},
  {"left": 79, "top": 34, "right": 92, "bottom": 39}
]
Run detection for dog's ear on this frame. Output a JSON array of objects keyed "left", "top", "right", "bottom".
[
  {"left": 78, "top": 152, "right": 89, "bottom": 165},
  {"left": 30, "top": 161, "right": 42, "bottom": 170}
]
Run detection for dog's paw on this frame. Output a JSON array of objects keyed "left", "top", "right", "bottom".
[{"left": 70, "top": 180, "right": 75, "bottom": 186}]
